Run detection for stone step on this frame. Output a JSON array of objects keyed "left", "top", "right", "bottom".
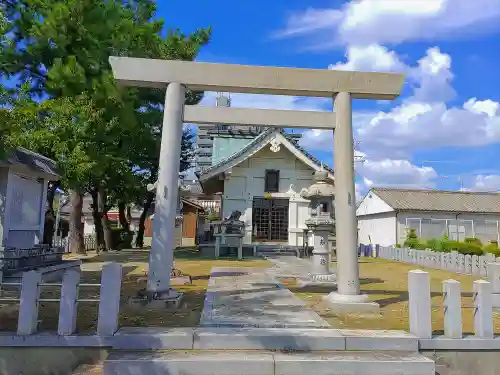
[
  {"left": 103, "top": 350, "right": 435, "bottom": 375},
  {"left": 110, "top": 327, "right": 418, "bottom": 352},
  {"left": 258, "top": 251, "right": 299, "bottom": 257}
]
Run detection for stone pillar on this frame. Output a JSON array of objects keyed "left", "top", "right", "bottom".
[
  {"left": 311, "top": 226, "right": 330, "bottom": 275},
  {"left": 147, "top": 82, "right": 185, "bottom": 295},
  {"left": 327, "top": 92, "right": 370, "bottom": 305}
]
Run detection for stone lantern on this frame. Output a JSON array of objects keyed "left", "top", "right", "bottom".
[{"left": 299, "top": 169, "right": 336, "bottom": 285}]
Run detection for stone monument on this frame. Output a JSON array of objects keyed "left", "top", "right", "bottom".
[
  {"left": 298, "top": 169, "right": 337, "bottom": 287},
  {"left": 214, "top": 210, "right": 245, "bottom": 259}
]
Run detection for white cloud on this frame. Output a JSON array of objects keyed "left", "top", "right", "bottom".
[
  {"left": 330, "top": 45, "right": 455, "bottom": 103},
  {"left": 275, "top": 0, "right": 500, "bottom": 47},
  {"left": 298, "top": 44, "right": 500, "bottom": 194},
  {"left": 329, "top": 44, "right": 407, "bottom": 73},
  {"left": 469, "top": 175, "right": 500, "bottom": 192},
  {"left": 464, "top": 98, "right": 500, "bottom": 117},
  {"left": 357, "top": 159, "right": 438, "bottom": 189},
  {"left": 300, "top": 46, "right": 500, "bottom": 161}
]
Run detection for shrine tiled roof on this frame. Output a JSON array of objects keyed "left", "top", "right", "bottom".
[
  {"left": 1, "top": 147, "right": 59, "bottom": 179},
  {"left": 197, "top": 128, "right": 334, "bottom": 179}
]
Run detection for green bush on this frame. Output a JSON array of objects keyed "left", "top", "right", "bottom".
[
  {"left": 426, "top": 238, "right": 446, "bottom": 252},
  {"left": 404, "top": 229, "right": 420, "bottom": 249},
  {"left": 395, "top": 243, "right": 402, "bottom": 248},
  {"left": 414, "top": 242, "right": 427, "bottom": 250},
  {"left": 109, "top": 227, "right": 133, "bottom": 250},
  {"left": 441, "top": 240, "right": 460, "bottom": 252},
  {"left": 464, "top": 237, "right": 483, "bottom": 247},
  {"left": 484, "top": 243, "right": 500, "bottom": 257},
  {"left": 457, "top": 242, "right": 483, "bottom": 256}
]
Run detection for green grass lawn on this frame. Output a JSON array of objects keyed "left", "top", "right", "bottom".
[{"left": 288, "top": 257, "right": 500, "bottom": 334}]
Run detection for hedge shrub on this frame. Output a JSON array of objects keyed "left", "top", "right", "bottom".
[
  {"left": 396, "top": 232, "right": 495, "bottom": 256},
  {"left": 484, "top": 243, "right": 500, "bottom": 257}
]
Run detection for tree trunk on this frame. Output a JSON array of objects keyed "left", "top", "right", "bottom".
[
  {"left": 68, "top": 189, "right": 85, "bottom": 253},
  {"left": 126, "top": 206, "right": 132, "bottom": 223},
  {"left": 135, "top": 191, "right": 154, "bottom": 248},
  {"left": 43, "top": 180, "right": 60, "bottom": 245},
  {"left": 118, "top": 201, "right": 130, "bottom": 231},
  {"left": 90, "top": 188, "right": 106, "bottom": 252},
  {"left": 99, "top": 188, "right": 113, "bottom": 250}
]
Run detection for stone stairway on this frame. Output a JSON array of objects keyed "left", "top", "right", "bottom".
[
  {"left": 102, "top": 327, "right": 435, "bottom": 375},
  {"left": 103, "top": 349, "right": 435, "bottom": 375},
  {"left": 255, "top": 244, "right": 306, "bottom": 258}
]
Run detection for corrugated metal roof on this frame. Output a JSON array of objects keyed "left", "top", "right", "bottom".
[{"left": 371, "top": 188, "right": 500, "bottom": 214}]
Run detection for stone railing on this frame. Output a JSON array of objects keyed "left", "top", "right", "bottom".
[
  {"left": 0, "top": 263, "right": 122, "bottom": 336},
  {"left": 360, "top": 243, "right": 498, "bottom": 277},
  {"left": 408, "top": 266, "right": 500, "bottom": 349}
]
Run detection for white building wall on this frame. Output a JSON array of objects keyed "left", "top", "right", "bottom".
[
  {"left": 357, "top": 192, "right": 394, "bottom": 216},
  {"left": 358, "top": 212, "right": 397, "bottom": 246},
  {"left": 222, "top": 146, "right": 316, "bottom": 245}
]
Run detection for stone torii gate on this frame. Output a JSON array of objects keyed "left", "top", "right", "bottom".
[{"left": 109, "top": 57, "right": 404, "bottom": 309}]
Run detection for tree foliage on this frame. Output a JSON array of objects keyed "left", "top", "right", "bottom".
[{"left": 1, "top": 0, "right": 210, "bottom": 251}]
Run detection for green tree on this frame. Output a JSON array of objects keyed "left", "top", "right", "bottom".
[{"left": 2, "top": 0, "right": 210, "bottom": 251}]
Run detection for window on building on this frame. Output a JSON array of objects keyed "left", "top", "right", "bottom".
[
  {"left": 265, "top": 170, "right": 280, "bottom": 192},
  {"left": 474, "top": 220, "right": 498, "bottom": 244},
  {"left": 421, "top": 218, "right": 447, "bottom": 239},
  {"left": 406, "top": 218, "right": 421, "bottom": 238}
]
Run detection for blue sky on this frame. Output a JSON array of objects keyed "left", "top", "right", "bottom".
[
  {"left": 7, "top": 1, "right": 499, "bottom": 197},
  {"left": 157, "top": 0, "right": 500, "bottom": 197}
]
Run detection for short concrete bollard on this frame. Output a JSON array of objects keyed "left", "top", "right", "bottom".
[
  {"left": 408, "top": 270, "right": 432, "bottom": 338},
  {"left": 97, "top": 263, "right": 123, "bottom": 336},
  {"left": 473, "top": 280, "right": 493, "bottom": 338},
  {"left": 442, "top": 280, "right": 462, "bottom": 339},
  {"left": 17, "top": 270, "right": 42, "bottom": 335},
  {"left": 58, "top": 268, "right": 81, "bottom": 335}
]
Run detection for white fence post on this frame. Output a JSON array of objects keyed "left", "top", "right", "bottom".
[
  {"left": 488, "top": 263, "right": 500, "bottom": 309},
  {"left": 440, "top": 253, "right": 446, "bottom": 270},
  {"left": 58, "top": 268, "right": 81, "bottom": 335},
  {"left": 17, "top": 270, "right": 42, "bottom": 335},
  {"left": 465, "top": 255, "right": 472, "bottom": 275},
  {"left": 442, "top": 280, "right": 462, "bottom": 338},
  {"left": 408, "top": 270, "right": 432, "bottom": 338},
  {"left": 480, "top": 256, "right": 488, "bottom": 277},
  {"left": 457, "top": 254, "right": 465, "bottom": 273},
  {"left": 97, "top": 262, "right": 123, "bottom": 336},
  {"left": 473, "top": 280, "right": 493, "bottom": 338},
  {"left": 485, "top": 254, "right": 496, "bottom": 276},
  {"left": 472, "top": 255, "right": 480, "bottom": 275}
]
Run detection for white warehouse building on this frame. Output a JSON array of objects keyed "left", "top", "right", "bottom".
[{"left": 356, "top": 188, "right": 500, "bottom": 247}]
